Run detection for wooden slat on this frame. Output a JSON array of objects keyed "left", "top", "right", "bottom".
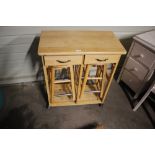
[
  {"left": 70, "top": 65, "right": 76, "bottom": 101},
  {"left": 42, "top": 57, "right": 50, "bottom": 103},
  {"left": 51, "top": 66, "right": 55, "bottom": 103},
  {"left": 96, "top": 65, "right": 102, "bottom": 89},
  {"left": 80, "top": 64, "right": 90, "bottom": 98},
  {"left": 102, "top": 63, "right": 119, "bottom": 102},
  {"left": 82, "top": 77, "right": 103, "bottom": 80},
  {"left": 55, "top": 93, "right": 72, "bottom": 97},
  {"left": 76, "top": 64, "right": 83, "bottom": 101},
  {"left": 50, "top": 99, "right": 102, "bottom": 107},
  {"left": 84, "top": 90, "right": 101, "bottom": 93},
  {"left": 100, "top": 64, "right": 107, "bottom": 98},
  {"left": 54, "top": 79, "right": 71, "bottom": 84}
]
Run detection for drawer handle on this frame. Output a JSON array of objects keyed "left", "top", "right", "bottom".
[
  {"left": 131, "top": 67, "right": 138, "bottom": 72},
  {"left": 56, "top": 60, "right": 71, "bottom": 63},
  {"left": 139, "top": 54, "right": 144, "bottom": 58},
  {"left": 134, "top": 54, "right": 144, "bottom": 58},
  {"left": 96, "top": 58, "right": 108, "bottom": 62}
]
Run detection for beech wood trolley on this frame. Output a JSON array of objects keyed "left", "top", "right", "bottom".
[{"left": 38, "top": 31, "right": 126, "bottom": 107}]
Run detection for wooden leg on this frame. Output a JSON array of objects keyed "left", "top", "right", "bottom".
[
  {"left": 51, "top": 66, "right": 55, "bottom": 103},
  {"left": 41, "top": 57, "right": 50, "bottom": 104},
  {"left": 100, "top": 64, "right": 107, "bottom": 98},
  {"left": 101, "top": 63, "right": 118, "bottom": 102},
  {"left": 80, "top": 64, "right": 90, "bottom": 98},
  {"left": 76, "top": 64, "right": 83, "bottom": 101},
  {"left": 96, "top": 65, "right": 102, "bottom": 89},
  {"left": 70, "top": 65, "right": 76, "bottom": 101}
]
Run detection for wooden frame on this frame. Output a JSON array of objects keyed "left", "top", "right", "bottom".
[{"left": 38, "top": 31, "right": 126, "bottom": 107}]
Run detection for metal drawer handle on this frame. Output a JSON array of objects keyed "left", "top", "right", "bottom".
[
  {"left": 56, "top": 60, "right": 71, "bottom": 63},
  {"left": 96, "top": 58, "right": 108, "bottom": 62}
]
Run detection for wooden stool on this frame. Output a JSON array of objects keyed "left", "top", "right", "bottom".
[
  {"left": 77, "top": 63, "right": 117, "bottom": 102},
  {"left": 48, "top": 65, "right": 75, "bottom": 104},
  {"left": 77, "top": 64, "right": 107, "bottom": 101}
]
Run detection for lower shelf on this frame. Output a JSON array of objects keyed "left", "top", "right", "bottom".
[
  {"left": 49, "top": 99, "right": 103, "bottom": 107},
  {"left": 49, "top": 83, "right": 103, "bottom": 107}
]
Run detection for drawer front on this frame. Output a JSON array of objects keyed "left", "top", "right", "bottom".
[
  {"left": 125, "top": 57, "right": 148, "bottom": 81},
  {"left": 44, "top": 55, "right": 83, "bottom": 66},
  {"left": 131, "top": 42, "right": 155, "bottom": 68},
  {"left": 84, "top": 55, "right": 120, "bottom": 64},
  {"left": 121, "top": 70, "right": 142, "bottom": 92}
]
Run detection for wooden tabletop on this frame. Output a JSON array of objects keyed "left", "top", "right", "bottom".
[{"left": 38, "top": 31, "right": 126, "bottom": 55}]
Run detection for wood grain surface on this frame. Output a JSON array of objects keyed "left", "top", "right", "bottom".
[{"left": 38, "top": 31, "right": 126, "bottom": 55}]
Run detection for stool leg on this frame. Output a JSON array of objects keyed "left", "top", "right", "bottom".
[
  {"left": 101, "top": 63, "right": 118, "bottom": 102},
  {"left": 51, "top": 66, "right": 55, "bottom": 103},
  {"left": 96, "top": 66, "right": 101, "bottom": 89},
  {"left": 70, "top": 65, "right": 76, "bottom": 101},
  {"left": 100, "top": 64, "right": 107, "bottom": 98},
  {"left": 77, "top": 64, "right": 83, "bottom": 101},
  {"left": 80, "top": 64, "right": 90, "bottom": 98},
  {"left": 41, "top": 57, "right": 50, "bottom": 104}
]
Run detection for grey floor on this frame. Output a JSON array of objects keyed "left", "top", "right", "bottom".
[{"left": 0, "top": 80, "right": 154, "bottom": 129}]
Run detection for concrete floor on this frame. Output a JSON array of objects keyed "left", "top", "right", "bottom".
[{"left": 0, "top": 80, "right": 154, "bottom": 129}]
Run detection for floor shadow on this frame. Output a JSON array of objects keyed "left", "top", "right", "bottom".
[
  {"left": 119, "top": 81, "right": 155, "bottom": 128},
  {"left": 25, "top": 36, "right": 49, "bottom": 107},
  {"left": 38, "top": 82, "right": 49, "bottom": 108},
  {"left": 78, "top": 122, "right": 99, "bottom": 129},
  {"left": 119, "top": 81, "right": 135, "bottom": 108},
  {"left": 148, "top": 93, "right": 155, "bottom": 112},
  {"left": 78, "top": 122, "right": 105, "bottom": 129},
  {"left": 0, "top": 104, "right": 36, "bottom": 129},
  {"left": 142, "top": 102, "right": 155, "bottom": 128},
  {"left": 26, "top": 36, "right": 43, "bottom": 80}
]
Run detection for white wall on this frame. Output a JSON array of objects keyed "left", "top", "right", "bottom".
[{"left": 0, "top": 26, "right": 154, "bottom": 85}]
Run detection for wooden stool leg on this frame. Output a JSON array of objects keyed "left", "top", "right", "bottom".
[
  {"left": 96, "top": 66, "right": 101, "bottom": 87},
  {"left": 100, "top": 64, "right": 107, "bottom": 98},
  {"left": 80, "top": 64, "right": 90, "bottom": 98},
  {"left": 51, "top": 66, "right": 55, "bottom": 103},
  {"left": 77, "top": 64, "right": 83, "bottom": 101},
  {"left": 41, "top": 57, "right": 50, "bottom": 104},
  {"left": 96, "top": 65, "right": 103, "bottom": 89},
  {"left": 101, "top": 63, "right": 118, "bottom": 102},
  {"left": 70, "top": 65, "right": 76, "bottom": 101}
]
